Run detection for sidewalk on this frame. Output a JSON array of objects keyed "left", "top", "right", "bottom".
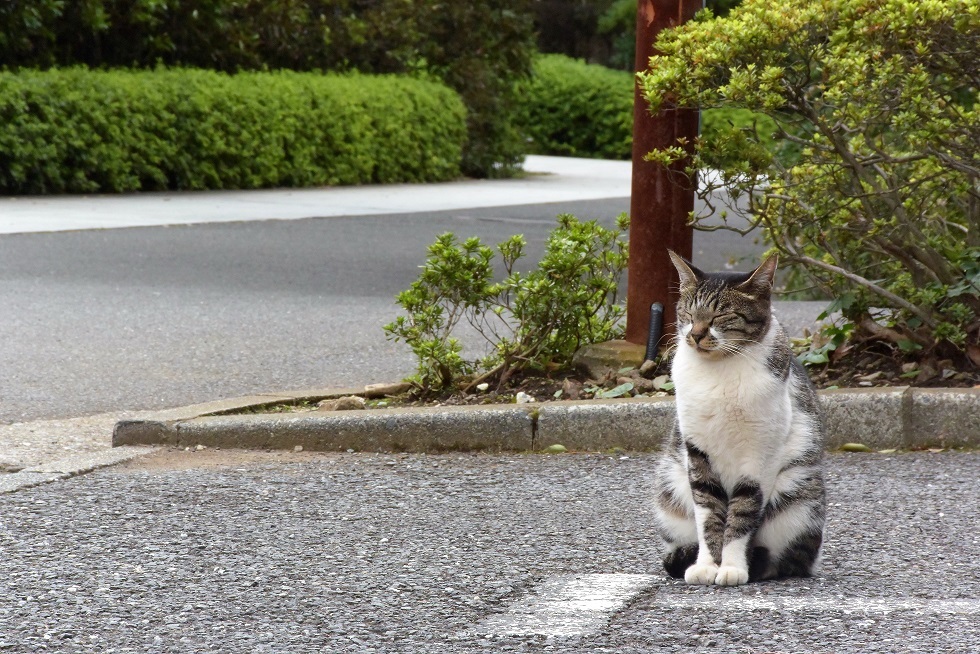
[{"left": 0, "top": 156, "right": 631, "bottom": 234}]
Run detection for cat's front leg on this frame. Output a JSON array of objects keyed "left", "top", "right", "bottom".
[
  {"left": 684, "top": 443, "right": 727, "bottom": 585},
  {"left": 715, "top": 478, "right": 765, "bottom": 586}
]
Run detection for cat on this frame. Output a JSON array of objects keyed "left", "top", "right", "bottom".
[{"left": 652, "top": 250, "right": 826, "bottom": 585}]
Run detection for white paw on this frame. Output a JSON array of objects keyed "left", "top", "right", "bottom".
[
  {"left": 714, "top": 565, "right": 749, "bottom": 586},
  {"left": 684, "top": 563, "right": 719, "bottom": 585}
]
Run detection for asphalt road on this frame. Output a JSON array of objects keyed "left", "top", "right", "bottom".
[
  {"left": 1, "top": 450, "right": 977, "bottom": 653},
  {"left": 0, "top": 197, "right": 794, "bottom": 424}
]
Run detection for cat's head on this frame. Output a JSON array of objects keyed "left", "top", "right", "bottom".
[{"left": 667, "top": 250, "right": 778, "bottom": 358}]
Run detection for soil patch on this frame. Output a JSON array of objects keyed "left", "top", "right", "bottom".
[{"left": 267, "top": 346, "right": 978, "bottom": 415}]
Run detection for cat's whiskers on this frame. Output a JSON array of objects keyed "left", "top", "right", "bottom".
[{"left": 716, "top": 342, "right": 755, "bottom": 363}]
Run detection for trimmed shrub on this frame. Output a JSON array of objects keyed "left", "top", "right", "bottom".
[
  {"left": 639, "top": 0, "right": 980, "bottom": 364},
  {"left": 517, "top": 54, "right": 780, "bottom": 162},
  {"left": 517, "top": 55, "right": 634, "bottom": 160},
  {"left": 0, "top": 68, "right": 467, "bottom": 194},
  {"left": 0, "top": 0, "right": 535, "bottom": 179}
]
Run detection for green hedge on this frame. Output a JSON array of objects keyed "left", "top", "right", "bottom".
[
  {"left": 517, "top": 53, "right": 782, "bottom": 162},
  {"left": 0, "top": 0, "right": 535, "bottom": 179},
  {"left": 517, "top": 55, "right": 634, "bottom": 160},
  {"left": 0, "top": 68, "right": 467, "bottom": 194}
]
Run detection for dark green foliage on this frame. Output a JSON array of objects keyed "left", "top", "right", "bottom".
[
  {"left": 0, "top": 68, "right": 466, "bottom": 194},
  {"left": 595, "top": 0, "right": 638, "bottom": 70},
  {"left": 534, "top": 1, "right": 625, "bottom": 68},
  {"left": 517, "top": 55, "right": 634, "bottom": 160},
  {"left": 414, "top": 2, "right": 535, "bottom": 178},
  {"left": 533, "top": 1, "right": 745, "bottom": 71},
  {"left": 0, "top": 0, "right": 535, "bottom": 179},
  {"left": 516, "top": 54, "right": 768, "bottom": 162}
]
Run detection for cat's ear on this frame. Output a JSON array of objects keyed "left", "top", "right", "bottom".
[
  {"left": 667, "top": 249, "right": 701, "bottom": 290},
  {"left": 739, "top": 253, "right": 779, "bottom": 296}
]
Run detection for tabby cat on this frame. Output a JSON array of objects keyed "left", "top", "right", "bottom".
[{"left": 652, "top": 251, "right": 826, "bottom": 585}]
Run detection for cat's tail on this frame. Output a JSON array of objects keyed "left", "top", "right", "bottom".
[
  {"left": 662, "top": 543, "right": 698, "bottom": 579},
  {"left": 748, "top": 528, "right": 824, "bottom": 582}
]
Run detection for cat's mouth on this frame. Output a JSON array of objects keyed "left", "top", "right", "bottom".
[
  {"left": 687, "top": 336, "right": 714, "bottom": 352},
  {"left": 690, "top": 340, "right": 727, "bottom": 357}
]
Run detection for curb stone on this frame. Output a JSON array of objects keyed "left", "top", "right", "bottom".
[
  {"left": 112, "top": 387, "right": 980, "bottom": 454},
  {"left": 137, "top": 405, "right": 533, "bottom": 453},
  {"left": 535, "top": 397, "right": 675, "bottom": 451},
  {"left": 908, "top": 388, "right": 980, "bottom": 450},
  {"left": 820, "top": 387, "right": 912, "bottom": 450}
]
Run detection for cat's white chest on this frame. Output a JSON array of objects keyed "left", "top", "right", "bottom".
[{"left": 672, "top": 340, "right": 790, "bottom": 480}]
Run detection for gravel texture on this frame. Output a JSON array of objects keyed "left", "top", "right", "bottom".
[{"left": 1, "top": 451, "right": 977, "bottom": 653}]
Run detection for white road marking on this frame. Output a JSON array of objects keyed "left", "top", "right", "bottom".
[
  {"left": 475, "top": 573, "right": 979, "bottom": 639},
  {"left": 663, "top": 594, "right": 980, "bottom": 615},
  {"left": 478, "top": 574, "right": 658, "bottom": 637}
]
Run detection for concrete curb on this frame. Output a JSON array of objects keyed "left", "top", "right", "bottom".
[
  {"left": 0, "top": 446, "right": 160, "bottom": 494},
  {"left": 112, "top": 387, "right": 980, "bottom": 453}
]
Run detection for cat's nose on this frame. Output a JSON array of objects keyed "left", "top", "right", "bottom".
[{"left": 690, "top": 323, "right": 711, "bottom": 343}]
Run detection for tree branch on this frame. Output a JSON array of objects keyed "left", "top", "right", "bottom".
[{"left": 781, "top": 247, "right": 938, "bottom": 329}]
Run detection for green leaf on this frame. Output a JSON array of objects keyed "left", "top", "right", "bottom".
[
  {"left": 897, "top": 339, "right": 922, "bottom": 353},
  {"left": 595, "top": 382, "right": 634, "bottom": 399},
  {"left": 839, "top": 443, "right": 873, "bottom": 453}
]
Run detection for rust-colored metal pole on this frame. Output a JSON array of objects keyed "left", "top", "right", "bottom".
[{"left": 625, "top": 0, "right": 701, "bottom": 347}]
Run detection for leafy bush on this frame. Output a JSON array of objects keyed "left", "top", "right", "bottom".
[
  {"left": 639, "top": 0, "right": 980, "bottom": 366},
  {"left": 0, "top": 68, "right": 466, "bottom": 194},
  {"left": 0, "top": 0, "right": 535, "bottom": 179},
  {"left": 385, "top": 214, "right": 630, "bottom": 393},
  {"left": 516, "top": 54, "right": 774, "bottom": 162},
  {"left": 517, "top": 54, "right": 634, "bottom": 160}
]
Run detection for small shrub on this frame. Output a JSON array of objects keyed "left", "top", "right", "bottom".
[
  {"left": 0, "top": 68, "right": 467, "bottom": 194},
  {"left": 385, "top": 213, "right": 630, "bottom": 393}
]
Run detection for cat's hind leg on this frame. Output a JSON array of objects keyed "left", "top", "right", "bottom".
[
  {"left": 753, "top": 466, "right": 826, "bottom": 580},
  {"left": 748, "top": 546, "right": 772, "bottom": 582},
  {"left": 654, "top": 487, "right": 698, "bottom": 578},
  {"left": 652, "top": 437, "right": 698, "bottom": 579}
]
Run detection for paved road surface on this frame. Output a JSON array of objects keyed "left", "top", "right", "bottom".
[
  {"left": 0, "top": 199, "right": 636, "bottom": 424},
  {"left": 1, "top": 450, "right": 977, "bottom": 652},
  {"left": 1, "top": 158, "right": 969, "bottom": 654}
]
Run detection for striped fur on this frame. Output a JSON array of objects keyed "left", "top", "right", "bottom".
[{"left": 652, "top": 252, "right": 826, "bottom": 585}]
